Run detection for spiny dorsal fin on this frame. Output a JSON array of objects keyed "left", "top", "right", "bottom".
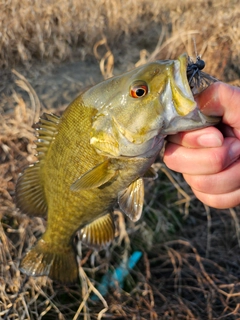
[
  {"left": 80, "top": 213, "right": 115, "bottom": 247},
  {"left": 70, "top": 160, "right": 117, "bottom": 191},
  {"left": 15, "top": 162, "right": 47, "bottom": 217},
  {"left": 34, "top": 113, "right": 60, "bottom": 160},
  {"left": 143, "top": 167, "right": 158, "bottom": 180},
  {"left": 118, "top": 178, "right": 144, "bottom": 222}
]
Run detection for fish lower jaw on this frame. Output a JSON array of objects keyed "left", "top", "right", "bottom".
[{"left": 161, "top": 108, "right": 220, "bottom": 135}]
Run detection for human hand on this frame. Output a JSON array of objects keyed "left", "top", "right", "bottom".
[{"left": 163, "top": 82, "right": 240, "bottom": 209}]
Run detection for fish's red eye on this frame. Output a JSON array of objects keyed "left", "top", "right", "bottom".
[{"left": 130, "top": 82, "right": 148, "bottom": 98}]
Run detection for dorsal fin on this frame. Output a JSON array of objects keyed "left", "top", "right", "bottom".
[
  {"left": 15, "top": 162, "right": 48, "bottom": 216},
  {"left": 34, "top": 113, "right": 60, "bottom": 160},
  {"left": 15, "top": 113, "right": 60, "bottom": 216},
  {"left": 80, "top": 213, "right": 115, "bottom": 247}
]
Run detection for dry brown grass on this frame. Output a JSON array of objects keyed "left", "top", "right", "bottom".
[
  {"left": 0, "top": 0, "right": 164, "bottom": 67},
  {"left": 0, "top": 0, "right": 240, "bottom": 79},
  {"left": 1, "top": 0, "right": 240, "bottom": 319}
]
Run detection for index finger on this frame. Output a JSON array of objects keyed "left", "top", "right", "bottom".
[
  {"left": 196, "top": 82, "right": 240, "bottom": 138},
  {"left": 167, "top": 126, "right": 223, "bottom": 148}
]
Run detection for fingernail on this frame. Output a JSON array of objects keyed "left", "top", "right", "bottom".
[
  {"left": 229, "top": 140, "right": 240, "bottom": 160},
  {"left": 197, "top": 134, "right": 222, "bottom": 147}
]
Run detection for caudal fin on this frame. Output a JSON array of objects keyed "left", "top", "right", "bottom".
[{"left": 20, "top": 239, "right": 79, "bottom": 283}]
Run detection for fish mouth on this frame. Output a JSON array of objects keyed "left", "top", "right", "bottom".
[
  {"left": 167, "top": 53, "right": 197, "bottom": 117},
  {"left": 160, "top": 54, "right": 220, "bottom": 134},
  {"left": 178, "top": 54, "right": 220, "bottom": 126}
]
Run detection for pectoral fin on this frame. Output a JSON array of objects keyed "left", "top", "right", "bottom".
[
  {"left": 70, "top": 160, "right": 117, "bottom": 191},
  {"left": 118, "top": 178, "right": 144, "bottom": 222},
  {"left": 80, "top": 213, "right": 115, "bottom": 247}
]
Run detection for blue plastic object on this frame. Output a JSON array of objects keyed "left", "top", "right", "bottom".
[{"left": 91, "top": 251, "right": 142, "bottom": 301}]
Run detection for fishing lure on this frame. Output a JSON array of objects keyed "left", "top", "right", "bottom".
[{"left": 187, "top": 56, "right": 218, "bottom": 94}]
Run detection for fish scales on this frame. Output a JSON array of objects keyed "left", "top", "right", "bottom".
[
  {"left": 16, "top": 54, "right": 219, "bottom": 283},
  {"left": 43, "top": 102, "right": 147, "bottom": 243}
]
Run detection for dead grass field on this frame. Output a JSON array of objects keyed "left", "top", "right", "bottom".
[{"left": 1, "top": 0, "right": 240, "bottom": 319}]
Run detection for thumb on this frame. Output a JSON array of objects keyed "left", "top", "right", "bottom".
[{"left": 196, "top": 82, "right": 240, "bottom": 138}]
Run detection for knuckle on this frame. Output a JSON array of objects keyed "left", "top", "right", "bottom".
[{"left": 184, "top": 174, "right": 212, "bottom": 193}]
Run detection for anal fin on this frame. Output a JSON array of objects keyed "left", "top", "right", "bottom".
[
  {"left": 15, "top": 162, "right": 47, "bottom": 217},
  {"left": 80, "top": 213, "right": 115, "bottom": 247}
]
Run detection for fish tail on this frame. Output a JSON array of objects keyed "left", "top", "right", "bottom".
[{"left": 20, "top": 238, "right": 78, "bottom": 283}]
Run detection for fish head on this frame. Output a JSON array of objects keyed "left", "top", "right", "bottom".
[{"left": 83, "top": 54, "right": 219, "bottom": 158}]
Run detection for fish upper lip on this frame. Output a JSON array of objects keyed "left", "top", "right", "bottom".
[{"left": 176, "top": 55, "right": 195, "bottom": 99}]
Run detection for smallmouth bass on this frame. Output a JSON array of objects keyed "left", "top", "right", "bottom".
[{"left": 16, "top": 54, "right": 219, "bottom": 283}]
